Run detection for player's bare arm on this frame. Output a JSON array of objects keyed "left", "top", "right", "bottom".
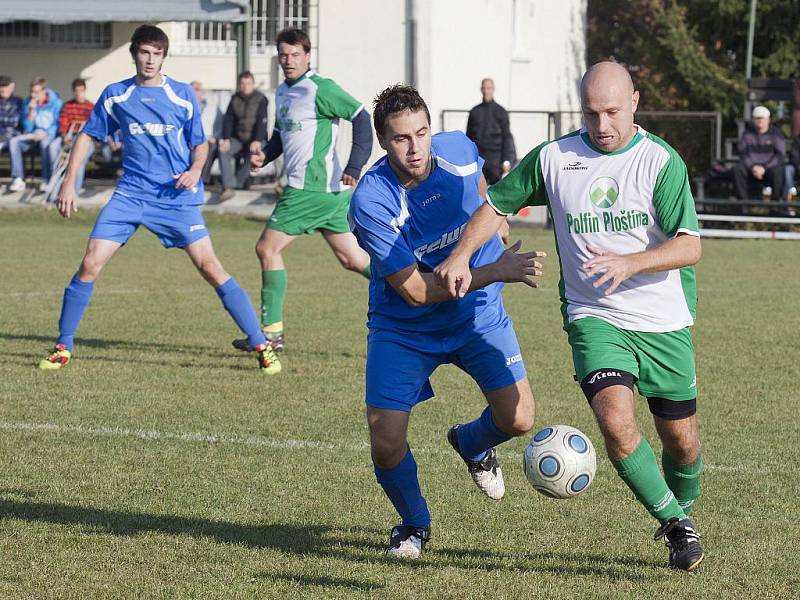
[
  {"left": 174, "top": 141, "right": 208, "bottom": 190},
  {"left": 435, "top": 202, "right": 541, "bottom": 298},
  {"left": 57, "top": 132, "right": 95, "bottom": 218},
  {"left": 388, "top": 240, "right": 543, "bottom": 308},
  {"left": 583, "top": 233, "right": 702, "bottom": 295},
  {"left": 477, "top": 174, "right": 510, "bottom": 245}
]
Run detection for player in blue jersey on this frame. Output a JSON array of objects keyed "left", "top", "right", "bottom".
[
  {"left": 37, "top": 25, "right": 280, "bottom": 374},
  {"left": 348, "top": 85, "right": 546, "bottom": 559}
]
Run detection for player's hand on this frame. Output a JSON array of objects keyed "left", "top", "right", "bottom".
[
  {"left": 219, "top": 139, "right": 231, "bottom": 153},
  {"left": 249, "top": 140, "right": 262, "bottom": 154},
  {"left": 57, "top": 182, "right": 78, "bottom": 218},
  {"left": 434, "top": 252, "right": 473, "bottom": 299},
  {"left": 582, "top": 244, "right": 643, "bottom": 295},
  {"left": 173, "top": 168, "right": 201, "bottom": 190},
  {"left": 250, "top": 147, "right": 266, "bottom": 172},
  {"left": 499, "top": 218, "right": 510, "bottom": 245},
  {"left": 752, "top": 165, "right": 766, "bottom": 180},
  {"left": 495, "top": 240, "right": 545, "bottom": 287},
  {"left": 341, "top": 173, "right": 359, "bottom": 187}
]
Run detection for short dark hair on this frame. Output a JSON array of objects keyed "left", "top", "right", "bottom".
[
  {"left": 129, "top": 24, "right": 169, "bottom": 58},
  {"left": 72, "top": 78, "right": 87, "bottom": 90},
  {"left": 0, "top": 75, "right": 13, "bottom": 87},
  {"left": 31, "top": 76, "right": 47, "bottom": 89},
  {"left": 373, "top": 84, "right": 431, "bottom": 137},
  {"left": 237, "top": 70, "right": 255, "bottom": 82},
  {"left": 276, "top": 28, "right": 311, "bottom": 53}
]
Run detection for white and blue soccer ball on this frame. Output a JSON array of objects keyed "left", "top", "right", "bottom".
[{"left": 523, "top": 425, "right": 597, "bottom": 499}]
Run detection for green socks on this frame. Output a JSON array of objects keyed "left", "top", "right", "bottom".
[
  {"left": 612, "top": 437, "right": 686, "bottom": 524},
  {"left": 663, "top": 450, "right": 703, "bottom": 515},
  {"left": 261, "top": 269, "right": 287, "bottom": 328}
]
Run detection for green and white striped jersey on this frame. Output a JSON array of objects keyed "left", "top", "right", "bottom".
[
  {"left": 274, "top": 70, "right": 364, "bottom": 192},
  {"left": 488, "top": 126, "right": 699, "bottom": 333}
]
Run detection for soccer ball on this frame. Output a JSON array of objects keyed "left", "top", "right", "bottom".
[{"left": 523, "top": 425, "right": 597, "bottom": 499}]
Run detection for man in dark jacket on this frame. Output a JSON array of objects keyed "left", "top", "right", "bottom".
[
  {"left": 218, "top": 71, "right": 268, "bottom": 200},
  {"left": 466, "top": 78, "right": 516, "bottom": 184},
  {"left": 732, "top": 105, "right": 785, "bottom": 200}
]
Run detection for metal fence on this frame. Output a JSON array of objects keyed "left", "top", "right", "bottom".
[{"left": 441, "top": 109, "right": 722, "bottom": 181}]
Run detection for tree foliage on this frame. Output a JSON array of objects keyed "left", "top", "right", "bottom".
[{"left": 587, "top": 0, "right": 800, "bottom": 121}]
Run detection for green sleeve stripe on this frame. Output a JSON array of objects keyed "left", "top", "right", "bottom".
[
  {"left": 312, "top": 75, "right": 362, "bottom": 119},
  {"left": 486, "top": 140, "right": 549, "bottom": 214},
  {"left": 485, "top": 191, "right": 514, "bottom": 216},
  {"left": 649, "top": 133, "right": 699, "bottom": 237}
]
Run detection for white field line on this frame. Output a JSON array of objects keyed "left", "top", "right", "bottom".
[{"left": 0, "top": 420, "right": 775, "bottom": 474}]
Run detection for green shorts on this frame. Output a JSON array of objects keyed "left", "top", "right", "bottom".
[
  {"left": 267, "top": 186, "right": 353, "bottom": 236},
  {"left": 566, "top": 316, "right": 697, "bottom": 401}
]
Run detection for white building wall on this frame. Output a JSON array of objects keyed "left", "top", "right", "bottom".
[
  {"left": 421, "top": 0, "right": 586, "bottom": 156},
  {"left": 1, "top": 0, "right": 584, "bottom": 177}
]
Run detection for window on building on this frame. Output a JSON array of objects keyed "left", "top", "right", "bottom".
[
  {"left": 182, "top": 0, "right": 311, "bottom": 55},
  {"left": 0, "top": 21, "right": 111, "bottom": 49}
]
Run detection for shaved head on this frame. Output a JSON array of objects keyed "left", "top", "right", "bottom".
[
  {"left": 580, "top": 61, "right": 639, "bottom": 153},
  {"left": 580, "top": 61, "right": 634, "bottom": 98},
  {"left": 481, "top": 78, "right": 495, "bottom": 103}
]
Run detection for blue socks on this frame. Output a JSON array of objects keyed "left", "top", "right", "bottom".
[
  {"left": 374, "top": 447, "right": 431, "bottom": 528},
  {"left": 56, "top": 275, "right": 95, "bottom": 351},
  {"left": 215, "top": 277, "right": 267, "bottom": 348},
  {"left": 456, "top": 406, "right": 513, "bottom": 462}
]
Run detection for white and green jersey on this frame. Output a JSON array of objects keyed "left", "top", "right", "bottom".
[
  {"left": 274, "top": 69, "right": 364, "bottom": 192},
  {"left": 488, "top": 126, "right": 699, "bottom": 332}
]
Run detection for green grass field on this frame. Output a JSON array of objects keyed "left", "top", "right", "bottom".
[{"left": 1, "top": 208, "right": 798, "bottom": 599}]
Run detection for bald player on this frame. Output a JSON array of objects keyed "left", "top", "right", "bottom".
[{"left": 435, "top": 62, "right": 706, "bottom": 571}]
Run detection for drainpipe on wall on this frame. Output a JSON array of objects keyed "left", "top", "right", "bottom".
[
  {"left": 405, "top": 0, "right": 417, "bottom": 87},
  {"left": 231, "top": 0, "right": 251, "bottom": 76}
]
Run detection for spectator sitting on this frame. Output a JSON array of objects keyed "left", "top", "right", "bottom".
[
  {"left": 0, "top": 75, "right": 23, "bottom": 157},
  {"left": 7, "top": 76, "right": 63, "bottom": 193},
  {"left": 732, "top": 105, "right": 785, "bottom": 201},
  {"left": 466, "top": 77, "right": 516, "bottom": 184},
  {"left": 191, "top": 80, "right": 223, "bottom": 185},
  {"left": 47, "top": 78, "right": 95, "bottom": 195},
  {"left": 218, "top": 70, "right": 268, "bottom": 201}
]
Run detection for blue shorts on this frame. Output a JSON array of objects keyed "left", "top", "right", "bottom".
[
  {"left": 365, "top": 309, "right": 527, "bottom": 412},
  {"left": 90, "top": 192, "right": 208, "bottom": 249}
]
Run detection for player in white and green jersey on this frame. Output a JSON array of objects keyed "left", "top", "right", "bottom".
[
  {"left": 436, "top": 62, "right": 706, "bottom": 571},
  {"left": 234, "top": 28, "right": 373, "bottom": 354}
]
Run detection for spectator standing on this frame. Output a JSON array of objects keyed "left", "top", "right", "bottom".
[
  {"left": 466, "top": 78, "right": 516, "bottom": 184},
  {"left": 47, "top": 78, "right": 94, "bottom": 194},
  {"left": 218, "top": 71, "right": 268, "bottom": 200},
  {"left": 783, "top": 134, "right": 799, "bottom": 200},
  {"left": 0, "top": 75, "right": 23, "bottom": 155},
  {"left": 732, "top": 105, "right": 785, "bottom": 200},
  {"left": 7, "top": 77, "right": 63, "bottom": 192},
  {"left": 191, "top": 80, "right": 224, "bottom": 184}
]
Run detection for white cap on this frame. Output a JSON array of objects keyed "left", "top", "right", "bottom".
[{"left": 752, "top": 105, "right": 770, "bottom": 119}]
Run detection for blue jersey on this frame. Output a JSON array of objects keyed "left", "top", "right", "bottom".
[
  {"left": 349, "top": 131, "right": 505, "bottom": 333},
  {"left": 83, "top": 75, "right": 206, "bottom": 204}
]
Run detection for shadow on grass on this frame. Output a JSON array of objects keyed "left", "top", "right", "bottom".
[
  {"left": 261, "top": 573, "right": 384, "bottom": 592},
  {"left": 6, "top": 350, "right": 251, "bottom": 371},
  {"left": 1, "top": 332, "right": 222, "bottom": 354},
  {"left": 0, "top": 498, "right": 657, "bottom": 581}
]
